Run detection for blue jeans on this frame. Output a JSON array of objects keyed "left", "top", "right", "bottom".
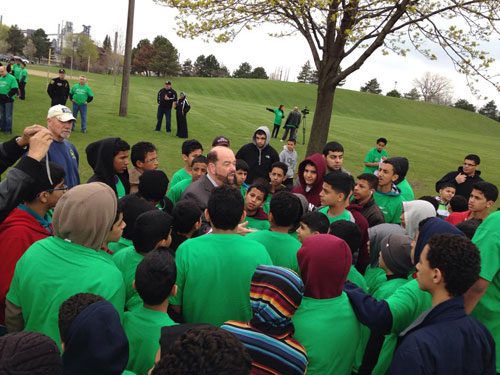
[
  {"left": 0, "top": 102, "right": 13, "bottom": 132},
  {"left": 72, "top": 103, "right": 88, "bottom": 131},
  {"left": 156, "top": 106, "right": 172, "bottom": 132}
]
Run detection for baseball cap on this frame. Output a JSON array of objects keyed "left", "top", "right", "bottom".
[
  {"left": 47, "top": 105, "right": 76, "bottom": 122},
  {"left": 212, "top": 135, "right": 230, "bottom": 147},
  {"left": 59, "top": 68, "right": 65, "bottom": 73},
  {"left": 165, "top": 80, "right": 172, "bottom": 84}
]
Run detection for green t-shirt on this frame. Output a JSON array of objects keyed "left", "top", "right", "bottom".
[
  {"left": 347, "top": 266, "right": 367, "bottom": 292},
  {"left": 11, "top": 63, "right": 21, "bottom": 80},
  {"left": 348, "top": 265, "right": 369, "bottom": 373},
  {"left": 0, "top": 73, "right": 19, "bottom": 97},
  {"left": 246, "top": 230, "right": 300, "bottom": 274},
  {"left": 240, "top": 184, "right": 248, "bottom": 198},
  {"left": 124, "top": 306, "right": 176, "bottom": 375},
  {"left": 167, "top": 176, "right": 192, "bottom": 204},
  {"left": 19, "top": 68, "right": 28, "bottom": 83},
  {"left": 471, "top": 212, "right": 500, "bottom": 372},
  {"left": 386, "top": 278, "right": 432, "bottom": 334},
  {"left": 293, "top": 294, "right": 361, "bottom": 375},
  {"left": 112, "top": 246, "right": 144, "bottom": 311},
  {"left": 396, "top": 179, "right": 415, "bottom": 202},
  {"left": 272, "top": 108, "right": 285, "bottom": 125},
  {"left": 318, "top": 206, "right": 352, "bottom": 224},
  {"left": 170, "top": 168, "right": 191, "bottom": 187},
  {"left": 171, "top": 233, "right": 272, "bottom": 325},
  {"left": 70, "top": 83, "right": 94, "bottom": 105},
  {"left": 108, "top": 237, "right": 133, "bottom": 254},
  {"left": 245, "top": 215, "right": 271, "bottom": 231},
  {"left": 373, "top": 191, "right": 403, "bottom": 224},
  {"left": 363, "top": 147, "right": 388, "bottom": 174},
  {"left": 364, "top": 266, "right": 387, "bottom": 294},
  {"left": 116, "top": 177, "right": 126, "bottom": 199},
  {"left": 7, "top": 236, "right": 125, "bottom": 347},
  {"left": 262, "top": 194, "right": 271, "bottom": 214}
]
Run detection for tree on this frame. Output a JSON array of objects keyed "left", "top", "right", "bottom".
[
  {"left": 157, "top": 0, "right": 500, "bottom": 155},
  {"left": 360, "top": 78, "right": 382, "bottom": 94},
  {"left": 193, "top": 55, "right": 207, "bottom": 76},
  {"left": 453, "top": 99, "right": 476, "bottom": 112},
  {"left": 386, "top": 89, "right": 401, "bottom": 98},
  {"left": 103, "top": 34, "right": 112, "bottom": 52},
  {"left": 217, "top": 65, "right": 231, "bottom": 77},
  {"left": 297, "top": 61, "right": 312, "bottom": 83},
  {"left": 61, "top": 34, "right": 99, "bottom": 71},
  {"left": 404, "top": 88, "right": 420, "bottom": 101},
  {"left": 193, "top": 54, "right": 225, "bottom": 77},
  {"left": 204, "top": 54, "right": 221, "bottom": 77},
  {"left": 181, "top": 59, "right": 193, "bottom": 76},
  {"left": 233, "top": 62, "right": 252, "bottom": 78},
  {"left": 250, "top": 66, "right": 268, "bottom": 79},
  {"left": 30, "top": 28, "right": 51, "bottom": 61},
  {"left": 150, "top": 36, "right": 181, "bottom": 76},
  {"left": 7, "top": 25, "right": 25, "bottom": 54},
  {"left": 414, "top": 72, "right": 453, "bottom": 105},
  {"left": 132, "top": 39, "right": 154, "bottom": 75},
  {"left": 478, "top": 100, "right": 498, "bottom": 121},
  {"left": 22, "top": 39, "right": 36, "bottom": 60}
]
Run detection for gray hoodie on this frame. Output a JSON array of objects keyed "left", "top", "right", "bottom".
[{"left": 280, "top": 145, "right": 298, "bottom": 180}]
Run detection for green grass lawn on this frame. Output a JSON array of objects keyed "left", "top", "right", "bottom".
[{"left": 4, "top": 66, "right": 500, "bottom": 207}]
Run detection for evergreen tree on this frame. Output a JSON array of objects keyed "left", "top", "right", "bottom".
[
  {"left": 386, "top": 89, "right": 401, "bottom": 98},
  {"left": 150, "top": 36, "right": 181, "bottom": 76},
  {"left": 233, "top": 62, "right": 252, "bottom": 78},
  {"left": 7, "top": 25, "right": 25, "bottom": 54},
  {"left": 181, "top": 59, "right": 193, "bottom": 76},
  {"left": 103, "top": 35, "right": 112, "bottom": 52},
  {"left": 297, "top": 61, "right": 312, "bottom": 83},
  {"left": 360, "top": 78, "right": 382, "bottom": 94},
  {"left": 478, "top": 100, "right": 498, "bottom": 120},
  {"left": 30, "top": 28, "right": 51, "bottom": 60},
  {"left": 453, "top": 99, "right": 476, "bottom": 112},
  {"left": 194, "top": 55, "right": 207, "bottom": 76},
  {"left": 250, "top": 66, "right": 268, "bottom": 79},
  {"left": 404, "top": 88, "right": 421, "bottom": 100}
]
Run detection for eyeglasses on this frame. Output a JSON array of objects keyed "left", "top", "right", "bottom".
[
  {"left": 145, "top": 157, "right": 159, "bottom": 163},
  {"left": 47, "top": 184, "right": 68, "bottom": 193},
  {"left": 463, "top": 162, "right": 476, "bottom": 167}
]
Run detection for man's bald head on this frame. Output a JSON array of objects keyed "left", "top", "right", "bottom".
[{"left": 207, "top": 146, "right": 236, "bottom": 186}]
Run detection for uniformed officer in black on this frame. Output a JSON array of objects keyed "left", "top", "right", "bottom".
[
  {"left": 155, "top": 80, "right": 177, "bottom": 133},
  {"left": 47, "top": 69, "right": 70, "bottom": 106}
]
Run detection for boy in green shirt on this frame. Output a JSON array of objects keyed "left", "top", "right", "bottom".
[
  {"left": 69, "top": 75, "right": 94, "bottom": 133},
  {"left": 18, "top": 62, "right": 28, "bottom": 100},
  {"left": 0, "top": 65, "right": 19, "bottom": 134},
  {"left": 170, "top": 200, "right": 202, "bottom": 252},
  {"left": 246, "top": 191, "right": 303, "bottom": 273},
  {"left": 373, "top": 159, "right": 404, "bottom": 224},
  {"left": 113, "top": 209, "right": 173, "bottom": 311},
  {"left": 435, "top": 182, "right": 456, "bottom": 218},
  {"left": 170, "top": 139, "right": 203, "bottom": 187},
  {"left": 244, "top": 183, "right": 270, "bottom": 231},
  {"left": 235, "top": 159, "right": 249, "bottom": 197},
  {"left": 124, "top": 249, "right": 177, "bottom": 375},
  {"left": 363, "top": 137, "right": 388, "bottom": 174},
  {"left": 296, "top": 211, "right": 330, "bottom": 243},
  {"left": 170, "top": 185, "right": 272, "bottom": 326},
  {"left": 167, "top": 155, "right": 207, "bottom": 205},
  {"left": 129, "top": 141, "right": 159, "bottom": 194},
  {"left": 318, "top": 172, "right": 355, "bottom": 224}
]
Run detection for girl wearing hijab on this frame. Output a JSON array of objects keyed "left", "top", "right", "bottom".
[
  {"left": 175, "top": 92, "right": 190, "bottom": 138},
  {"left": 292, "top": 234, "right": 361, "bottom": 375},
  {"left": 5, "top": 183, "right": 126, "bottom": 347},
  {"left": 401, "top": 200, "right": 436, "bottom": 240},
  {"left": 222, "top": 265, "right": 308, "bottom": 374}
]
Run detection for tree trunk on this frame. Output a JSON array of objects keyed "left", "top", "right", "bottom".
[{"left": 305, "top": 77, "right": 337, "bottom": 156}]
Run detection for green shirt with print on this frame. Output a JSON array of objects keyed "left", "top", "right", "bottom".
[
  {"left": 167, "top": 176, "right": 192, "bottom": 204},
  {"left": 170, "top": 168, "right": 191, "bottom": 187},
  {"left": 124, "top": 306, "right": 176, "bottom": 375},
  {"left": 293, "top": 294, "right": 361, "bottom": 375},
  {"left": 318, "top": 206, "right": 352, "bottom": 224},
  {"left": 170, "top": 233, "right": 272, "bottom": 326},
  {"left": 373, "top": 191, "right": 403, "bottom": 224},
  {"left": 472, "top": 211, "right": 500, "bottom": 372},
  {"left": 7, "top": 236, "right": 125, "bottom": 347},
  {"left": 0, "top": 73, "right": 18, "bottom": 98},
  {"left": 363, "top": 147, "right": 388, "bottom": 174},
  {"left": 70, "top": 83, "right": 94, "bottom": 105},
  {"left": 19, "top": 68, "right": 28, "bottom": 83},
  {"left": 246, "top": 230, "right": 300, "bottom": 274}
]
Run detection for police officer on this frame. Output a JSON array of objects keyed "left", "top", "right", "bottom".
[
  {"left": 155, "top": 80, "right": 177, "bottom": 133},
  {"left": 47, "top": 69, "right": 70, "bottom": 106}
]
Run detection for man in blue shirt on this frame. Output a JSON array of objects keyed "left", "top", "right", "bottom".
[{"left": 46, "top": 105, "right": 80, "bottom": 188}]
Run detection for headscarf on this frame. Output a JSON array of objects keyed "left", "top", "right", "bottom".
[
  {"left": 414, "top": 217, "right": 464, "bottom": 264},
  {"left": 62, "top": 300, "right": 129, "bottom": 375},
  {"left": 53, "top": 182, "right": 117, "bottom": 250},
  {"left": 291, "top": 153, "right": 327, "bottom": 208},
  {"left": 298, "top": 234, "right": 351, "bottom": 299},
  {"left": 380, "top": 234, "right": 413, "bottom": 277},
  {"left": 249, "top": 265, "right": 304, "bottom": 336},
  {"left": 368, "top": 223, "right": 405, "bottom": 266},
  {"left": 403, "top": 200, "right": 436, "bottom": 240},
  {"left": 0, "top": 332, "right": 62, "bottom": 374}
]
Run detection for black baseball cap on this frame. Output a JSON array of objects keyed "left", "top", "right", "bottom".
[
  {"left": 212, "top": 136, "right": 230, "bottom": 147},
  {"left": 59, "top": 69, "right": 65, "bottom": 73},
  {"left": 165, "top": 80, "right": 172, "bottom": 84}
]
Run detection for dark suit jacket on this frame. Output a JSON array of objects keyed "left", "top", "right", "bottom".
[{"left": 180, "top": 174, "right": 215, "bottom": 211}]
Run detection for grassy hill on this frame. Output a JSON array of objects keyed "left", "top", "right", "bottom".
[{"left": 4, "top": 66, "right": 499, "bottom": 204}]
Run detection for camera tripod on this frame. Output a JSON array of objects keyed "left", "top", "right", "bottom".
[{"left": 302, "top": 115, "right": 307, "bottom": 145}]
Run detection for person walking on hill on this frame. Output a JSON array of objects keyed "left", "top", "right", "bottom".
[
  {"left": 281, "top": 106, "right": 301, "bottom": 141},
  {"left": 155, "top": 81, "right": 177, "bottom": 133},
  {"left": 176, "top": 92, "right": 191, "bottom": 138},
  {"left": 266, "top": 104, "right": 285, "bottom": 138},
  {"left": 69, "top": 76, "right": 94, "bottom": 134},
  {"left": 47, "top": 69, "right": 70, "bottom": 106}
]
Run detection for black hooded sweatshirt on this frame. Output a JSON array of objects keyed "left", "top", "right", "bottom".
[{"left": 85, "top": 138, "right": 130, "bottom": 196}]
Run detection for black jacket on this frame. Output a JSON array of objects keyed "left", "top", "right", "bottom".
[
  {"left": 235, "top": 126, "right": 279, "bottom": 184},
  {"left": 284, "top": 111, "right": 301, "bottom": 128},
  {"left": 47, "top": 77, "right": 70, "bottom": 100},
  {"left": 390, "top": 297, "right": 495, "bottom": 375},
  {"left": 85, "top": 138, "right": 130, "bottom": 196},
  {"left": 435, "top": 167, "right": 483, "bottom": 198},
  {"left": 157, "top": 88, "right": 177, "bottom": 108},
  {"left": 351, "top": 198, "right": 385, "bottom": 227}
]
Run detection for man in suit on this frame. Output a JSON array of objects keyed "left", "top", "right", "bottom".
[{"left": 181, "top": 146, "right": 236, "bottom": 210}]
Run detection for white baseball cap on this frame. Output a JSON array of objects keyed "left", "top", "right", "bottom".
[{"left": 47, "top": 105, "right": 76, "bottom": 122}]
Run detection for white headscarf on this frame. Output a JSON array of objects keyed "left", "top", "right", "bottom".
[{"left": 402, "top": 200, "right": 436, "bottom": 240}]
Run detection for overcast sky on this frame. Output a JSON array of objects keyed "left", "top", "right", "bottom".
[{"left": 2, "top": 0, "right": 499, "bottom": 107}]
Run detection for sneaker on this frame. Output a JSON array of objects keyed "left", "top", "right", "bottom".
[{"left": 81, "top": 129, "right": 87, "bottom": 134}]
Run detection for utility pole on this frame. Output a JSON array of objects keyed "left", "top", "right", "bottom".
[
  {"left": 113, "top": 31, "right": 118, "bottom": 86},
  {"left": 119, "top": 0, "right": 135, "bottom": 117}
]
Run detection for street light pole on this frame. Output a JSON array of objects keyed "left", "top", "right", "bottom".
[{"left": 119, "top": 0, "right": 135, "bottom": 117}]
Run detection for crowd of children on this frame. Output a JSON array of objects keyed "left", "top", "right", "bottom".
[{"left": 0, "top": 118, "right": 498, "bottom": 375}]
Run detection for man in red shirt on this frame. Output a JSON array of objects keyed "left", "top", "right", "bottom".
[{"left": 446, "top": 181, "right": 497, "bottom": 225}]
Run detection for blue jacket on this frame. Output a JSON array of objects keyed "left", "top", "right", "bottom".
[{"left": 390, "top": 297, "right": 496, "bottom": 375}]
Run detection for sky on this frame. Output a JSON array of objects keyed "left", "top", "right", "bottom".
[{"left": 2, "top": 0, "right": 499, "bottom": 107}]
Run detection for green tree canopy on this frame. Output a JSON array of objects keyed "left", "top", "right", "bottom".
[
  {"left": 250, "top": 66, "right": 268, "bottom": 79},
  {"left": 360, "top": 78, "right": 382, "bottom": 94},
  {"left": 233, "top": 62, "right": 252, "bottom": 78},
  {"left": 478, "top": 100, "right": 498, "bottom": 121},
  {"left": 7, "top": 25, "right": 25, "bottom": 54},
  {"left": 453, "top": 99, "right": 476, "bottom": 112},
  {"left": 386, "top": 89, "right": 402, "bottom": 98},
  {"left": 150, "top": 36, "right": 181, "bottom": 77},
  {"left": 30, "top": 28, "right": 51, "bottom": 60}
]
